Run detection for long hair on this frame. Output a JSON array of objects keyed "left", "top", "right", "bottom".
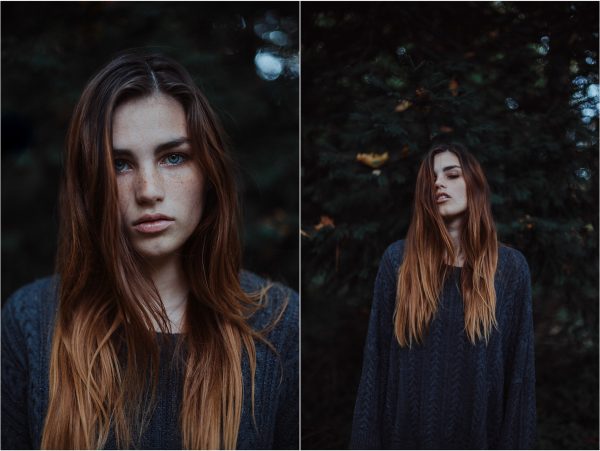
[
  {"left": 394, "top": 143, "right": 498, "bottom": 347},
  {"left": 42, "top": 52, "right": 268, "bottom": 449}
]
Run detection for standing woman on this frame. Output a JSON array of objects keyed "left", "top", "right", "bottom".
[
  {"left": 1, "top": 52, "right": 298, "bottom": 450},
  {"left": 351, "top": 143, "right": 536, "bottom": 449}
]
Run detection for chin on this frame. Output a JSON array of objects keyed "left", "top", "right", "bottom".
[{"left": 133, "top": 240, "right": 183, "bottom": 262}]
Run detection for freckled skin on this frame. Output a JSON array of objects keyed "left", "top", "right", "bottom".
[
  {"left": 433, "top": 151, "right": 468, "bottom": 218},
  {"left": 112, "top": 93, "right": 204, "bottom": 263}
]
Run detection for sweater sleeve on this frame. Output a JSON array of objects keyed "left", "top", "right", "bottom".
[
  {"left": 272, "top": 289, "right": 299, "bottom": 450},
  {"left": 499, "top": 252, "right": 537, "bottom": 449},
  {"left": 350, "top": 247, "right": 396, "bottom": 449},
  {"left": 1, "top": 294, "right": 33, "bottom": 450}
]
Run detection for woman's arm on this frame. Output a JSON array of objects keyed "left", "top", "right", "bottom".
[
  {"left": 272, "top": 288, "right": 299, "bottom": 450},
  {"left": 499, "top": 251, "right": 537, "bottom": 449},
  {"left": 350, "top": 246, "right": 396, "bottom": 449},
  {"left": 1, "top": 295, "right": 33, "bottom": 450},
  {"left": 272, "top": 331, "right": 299, "bottom": 449}
]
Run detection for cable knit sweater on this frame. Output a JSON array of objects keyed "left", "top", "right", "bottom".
[
  {"left": 1, "top": 271, "right": 298, "bottom": 450},
  {"left": 351, "top": 240, "right": 536, "bottom": 450}
]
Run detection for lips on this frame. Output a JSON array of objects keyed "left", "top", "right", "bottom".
[
  {"left": 436, "top": 192, "right": 451, "bottom": 203},
  {"left": 132, "top": 213, "right": 174, "bottom": 234}
]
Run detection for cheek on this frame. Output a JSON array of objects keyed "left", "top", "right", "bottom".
[
  {"left": 116, "top": 179, "right": 133, "bottom": 215},
  {"left": 457, "top": 181, "right": 467, "bottom": 201},
  {"left": 174, "top": 172, "right": 205, "bottom": 215}
]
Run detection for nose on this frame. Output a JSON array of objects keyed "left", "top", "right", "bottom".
[
  {"left": 134, "top": 165, "right": 164, "bottom": 205},
  {"left": 434, "top": 176, "right": 445, "bottom": 190}
]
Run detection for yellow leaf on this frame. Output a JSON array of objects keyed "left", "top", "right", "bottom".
[
  {"left": 356, "top": 151, "right": 389, "bottom": 168},
  {"left": 394, "top": 99, "right": 412, "bottom": 113},
  {"left": 440, "top": 125, "right": 454, "bottom": 133},
  {"left": 449, "top": 79, "right": 459, "bottom": 96}
]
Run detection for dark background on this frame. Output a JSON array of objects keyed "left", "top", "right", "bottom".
[
  {"left": 302, "top": 2, "right": 598, "bottom": 449},
  {"left": 1, "top": 2, "right": 299, "bottom": 302}
]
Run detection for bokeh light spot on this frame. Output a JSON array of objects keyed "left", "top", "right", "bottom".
[
  {"left": 254, "top": 50, "right": 283, "bottom": 81},
  {"left": 505, "top": 97, "right": 519, "bottom": 110}
]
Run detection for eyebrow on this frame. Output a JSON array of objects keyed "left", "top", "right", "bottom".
[
  {"left": 434, "top": 165, "right": 462, "bottom": 175},
  {"left": 113, "top": 137, "right": 191, "bottom": 156},
  {"left": 442, "top": 165, "right": 461, "bottom": 172}
]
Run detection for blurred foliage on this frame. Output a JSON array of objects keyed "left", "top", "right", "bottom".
[
  {"left": 301, "top": 2, "right": 598, "bottom": 449},
  {"left": 1, "top": 2, "right": 299, "bottom": 301}
]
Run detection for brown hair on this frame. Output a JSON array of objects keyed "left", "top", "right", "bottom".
[
  {"left": 394, "top": 142, "right": 498, "bottom": 347},
  {"left": 42, "top": 52, "right": 269, "bottom": 449}
]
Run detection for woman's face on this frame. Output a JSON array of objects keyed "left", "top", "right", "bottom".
[
  {"left": 112, "top": 93, "right": 204, "bottom": 264},
  {"left": 433, "top": 151, "right": 467, "bottom": 219}
]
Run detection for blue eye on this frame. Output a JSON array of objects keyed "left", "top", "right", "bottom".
[
  {"left": 164, "top": 154, "right": 186, "bottom": 165},
  {"left": 114, "top": 159, "right": 131, "bottom": 173}
]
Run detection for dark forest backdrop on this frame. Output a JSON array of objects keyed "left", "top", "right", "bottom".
[
  {"left": 1, "top": 2, "right": 299, "bottom": 302},
  {"left": 301, "top": 2, "right": 598, "bottom": 449}
]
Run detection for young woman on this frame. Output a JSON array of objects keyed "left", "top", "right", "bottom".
[
  {"left": 1, "top": 53, "right": 298, "bottom": 450},
  {"left": 351, "top": 143, "right": 536, "bottom": 449}
]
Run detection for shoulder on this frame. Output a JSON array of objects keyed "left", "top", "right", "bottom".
[
  {"left": 374, "top": 240, "right": 405, "bottom": 284},
  {"left": 497, "top": 244, "right": 530, "bottom": 282},
  {"left": 370, "top": 241, "right": 404, "bottom": 311},
  {"left": 380, "top": 239, "right": 406, "bottom": 272},
  {"left": 1, "top": 276, "right": 57, "bottom": 374},
  {"left": 2, "top": 276, "right": 58, "bottom": 334},
  {"left": 496, "top": 245, "right": 532, "bottom": 324},
  {"left": 240, "top": 270, "right": 298, "bottom": 336}
]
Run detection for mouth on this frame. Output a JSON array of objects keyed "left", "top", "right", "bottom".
[
  {"left": 436, "top": 193, "right": 451, "bottom": 204},
  {"left": 132, "top": 214, "right": 174, "bottom": 234}
]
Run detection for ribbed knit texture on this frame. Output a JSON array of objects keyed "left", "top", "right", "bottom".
[
  {"left": 1, "top": 271, "right": 298, "bottom": 450},
  {"left": 351, "top": 240, "right": 536, "bottom": 450}
]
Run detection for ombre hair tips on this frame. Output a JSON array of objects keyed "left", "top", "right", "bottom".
[
  {"left": 41, "top": 52, "right": 276, "bottom": 449},
  {"left": 394, "top": 143, "right": 498, "bottom": 347}
]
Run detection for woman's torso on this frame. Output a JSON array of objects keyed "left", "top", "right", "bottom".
[
  {"left": 364, "top": 240, "right": 530, "bottom": 449},
  {"left": 1, "top": 271, "right": 299, "bottom": 450}
]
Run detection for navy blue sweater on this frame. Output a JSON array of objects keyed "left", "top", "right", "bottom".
[
  {"left": 1, "top": 271, "right": 298, "bottom": 450},
  {"left": 351, "top": 240, "right": 536, "bottom": 449}
]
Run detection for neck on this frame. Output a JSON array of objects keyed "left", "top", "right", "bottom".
[
  {"left": 444, "top": 215, "right": 464, "bottom": 267},
  {"left": 144, "top": 254, "right": 189, "bottom": 333}
]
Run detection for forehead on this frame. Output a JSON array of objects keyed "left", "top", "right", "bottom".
[
  {"left": 433, "top": 151, "right": 461, "bottom": 173},
  {"left": 112, "top": 93, "right": 187, "bottom": 149}
]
